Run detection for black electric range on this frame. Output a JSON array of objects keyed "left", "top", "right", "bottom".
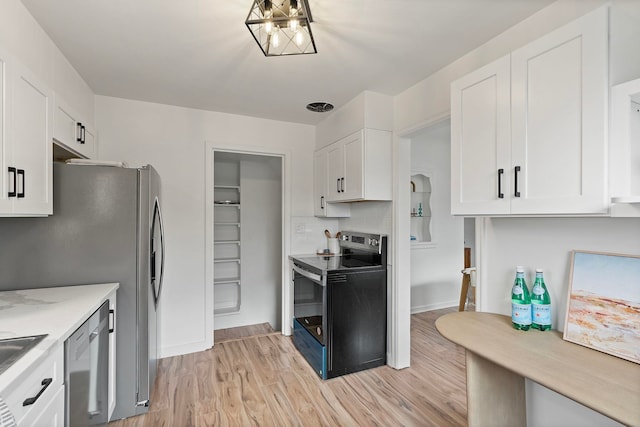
[{"left": 290, "top": 231, "right": 387, "bottom": 379}]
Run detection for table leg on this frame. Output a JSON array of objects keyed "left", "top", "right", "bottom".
[{"left": 466, "top": 351, "right": 526, "bottom": 427}]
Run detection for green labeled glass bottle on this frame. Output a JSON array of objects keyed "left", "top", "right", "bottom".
[
  {"left": 511, "top": 266, "right": 531, "bottom": 330},
  {"left": 531, "top": 269, "right": 551, "bottom": 330}
]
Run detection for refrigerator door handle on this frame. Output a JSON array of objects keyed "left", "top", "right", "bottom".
[
  {"left": 151, "top": 197, "right": 165, "bottom": 307},
  {"left": 158, "top": 201, "right": 165, "bottom": 304}
]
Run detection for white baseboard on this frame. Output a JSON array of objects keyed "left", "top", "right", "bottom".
[{"left": 410, "top": 300, "right": 458, "bottom": 314}]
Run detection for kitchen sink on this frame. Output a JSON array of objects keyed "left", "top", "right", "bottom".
[{"left": 0, "top": 334, "right": 47, "bottom": 375}]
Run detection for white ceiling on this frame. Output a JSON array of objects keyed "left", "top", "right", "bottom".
[{"left": 21, "top": 0, "right": 553, "bottom": 125}]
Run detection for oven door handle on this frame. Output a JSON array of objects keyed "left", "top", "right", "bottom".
[{"left": 292, "top": 264, "right": 323, "bottom": 285}]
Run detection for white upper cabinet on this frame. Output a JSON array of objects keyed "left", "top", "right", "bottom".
[
  {"left": 451, "top": 55, "right": 511, "bottom": 215},
  {"left": 323, "top": 129, "right": 392, "bottom": 203},
  {"left": 451, "top": 6, "right": 608, "bottom": 216},
  {"left": 0, "top": 53, "right": 53, "bottom": 216},
  {"left": 12, "top": 62, "right": 53, "bottom": 215},
  {"left": 0, "top": 49, "right": 10, "bottom": 214},
  {"left": 510, "top": 7, "right": 608, "bottom": 214},
  {"left": 313, "top": 148, "right": 350, "bottom": 217},
  {"left": 342, "top": 133, "right": 365, "bottom": 201},
  {"left": 326, "top": 139, "right": 346, "bottom": 201},
  {"left": 53, "top": 94, "right": 97, "bottom": 159}
]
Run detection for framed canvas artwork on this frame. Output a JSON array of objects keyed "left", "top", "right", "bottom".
[{"left": 564, "top": 250, "right": 640, "bottom": 364}]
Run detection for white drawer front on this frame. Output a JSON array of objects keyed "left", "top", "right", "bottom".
[{"left": 3, "top": 345, "right": 63, "bottom": 425}]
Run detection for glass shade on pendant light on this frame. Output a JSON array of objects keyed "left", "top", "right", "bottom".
[
  {"left": 264, "top": 9, "right": 274, "bottom": 35},
  {"left": 271, "top": 26, "right": 280, "bottom": 48},
  {"left": 246, "top": 0, "right": 317, "bottom": 56}
]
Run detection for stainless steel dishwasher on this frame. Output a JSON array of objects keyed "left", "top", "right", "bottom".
[{"left": 65, "top": 301, "right": 109, "bottom": 427}]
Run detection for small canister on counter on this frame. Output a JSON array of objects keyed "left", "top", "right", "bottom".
[{"left": 327, "top": 237, "right": 340, "bottom": 255}]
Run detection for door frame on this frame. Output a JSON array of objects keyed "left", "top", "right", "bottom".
[
  {"left": 392, "top": 111, "right": 450, "bottom": 368},
  {"left": 204, "top": 142, "right": 291, "bottom": 347}
]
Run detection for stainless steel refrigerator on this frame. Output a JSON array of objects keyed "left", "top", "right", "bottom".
[{"left": 0, "top": 162, "right": 165, "bottom": 421}]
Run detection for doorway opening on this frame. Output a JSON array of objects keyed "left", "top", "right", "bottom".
[
  {"left": 206, "top": 148, "right": 284, "bottom": 344},
  {"left": 405, "top": 118, "right": 472, "bottom": 313}
]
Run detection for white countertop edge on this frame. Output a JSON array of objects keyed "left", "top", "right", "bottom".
[{"left": 0, "top": 283, "right": 119, "bottom": 395}]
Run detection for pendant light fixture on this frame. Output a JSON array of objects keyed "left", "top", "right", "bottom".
[{"left": 246, "top": 0, "right": 317, "bottom": 56}]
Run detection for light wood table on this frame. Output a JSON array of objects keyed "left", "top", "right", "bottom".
[{"left": 436, "top": 312, "right": 640, "bottom": 427}]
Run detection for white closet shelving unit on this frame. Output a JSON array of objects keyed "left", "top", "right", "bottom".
[{"left": 213, "top": 165, "right": 241, "bottom": 315}]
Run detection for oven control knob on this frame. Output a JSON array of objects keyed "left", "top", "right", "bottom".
[{"left": 369, "top": 238, "right": 379, "bottom": 246}]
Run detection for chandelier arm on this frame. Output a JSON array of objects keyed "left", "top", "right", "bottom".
[{"left": 300, "top": 0, "right": 313, "bottom": 23}]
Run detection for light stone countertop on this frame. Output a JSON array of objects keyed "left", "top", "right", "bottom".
[{"left": 0, "top": 283, "right": 119, "bottom": 396}]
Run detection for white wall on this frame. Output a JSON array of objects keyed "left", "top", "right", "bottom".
[
  {"left": 609, "top": 0, "right": 640, "bottom": 85},
  {"left": 409, "top": 120, "right": 464, "bottom": 312},
  {"left": 479, "top": 217, "right": 640, "bottom": 331},
  {"left": 479, "top": 216, "right": 640, "bottom": 427},
  {"left": 95, "top": 95, "right": 315, "bottom": 357},
  {"left": 290, "top": 216, "right": 340, "bottom": 255},
  {"left": 339, "top": 201, "right": 393, "bottom": 237},
  {"left": 0, "top": 0, "right": 94, "bottom": 123}
]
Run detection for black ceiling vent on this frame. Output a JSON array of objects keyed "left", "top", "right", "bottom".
[{"left": 306, "top": 102, "right": 334, "bottom": 113}]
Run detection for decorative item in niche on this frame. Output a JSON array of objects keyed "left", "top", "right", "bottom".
[
  {"left": 410, "top": 173, "right": 432, "bottom": 243},
  {"left": 564, "top": 250, "right": 640, "bottom": 364}
]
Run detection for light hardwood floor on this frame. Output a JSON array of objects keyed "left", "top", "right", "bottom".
[
  {"left": 108, "top": 308, "right": 467, "bottom": 426},
  {"left": 214, "top": 322, "right": 276, "bottom": 345}
]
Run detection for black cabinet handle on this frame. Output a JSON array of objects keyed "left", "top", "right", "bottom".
[
  {"left": 340, "top": 177, "right": 345, "bottom": 193},
  {"left": 8, "top": 167, "right": 16, "bottom": 197},
  {"left": 81, "top": 125, "right": 86, "bottom": 144},
  {"left": 514, "top": 166, "right": 521, "bottom": 197},
  {"left": 336, "top": 178, "right": 340, "bottom": 193},
  {"left": 109, "top": 308, "right": 115, "bottom": 333},
  {"left": 76, "top": 122, "right": 83, "bottom": 143},
  {"left": 320, "top": 196, "right": 324, "bottom": 209},
  {"left": 17, "top": 169, "right": 25, "bottom": 198},
  {"left": 497, "top": 168, "right": 504, "bottom": 199},
  {"left": 23, "top": 378, "right": 52, "bottom": 406}
]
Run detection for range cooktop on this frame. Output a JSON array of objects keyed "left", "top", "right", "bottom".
[
  {"left": 291, "top": 253, "right": 381, "bottom": 273},
  {"left": 291, "top": 232, "right": 387, "bottom": 274}
]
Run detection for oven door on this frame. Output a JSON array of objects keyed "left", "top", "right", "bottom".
[{"left": 292, "top": 263, "right": 326, "bottom": 346}]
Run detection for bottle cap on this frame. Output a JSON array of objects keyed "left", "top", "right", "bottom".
[
  {"left": 536, "top": 268, "right": 543, "bottom": 273},
  {"left": 516, "top": 266, "right": 524, "bottom": 272}
]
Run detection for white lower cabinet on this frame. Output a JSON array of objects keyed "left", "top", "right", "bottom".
[
  {"left": 28, "top": 386, "right": 64, "bottom": 427},
  {"left": 451, "top": 6, "right": 608, "bottom": 216},
  {"left": 4, "top": 345, "right": 64, "bottom": 426}
]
